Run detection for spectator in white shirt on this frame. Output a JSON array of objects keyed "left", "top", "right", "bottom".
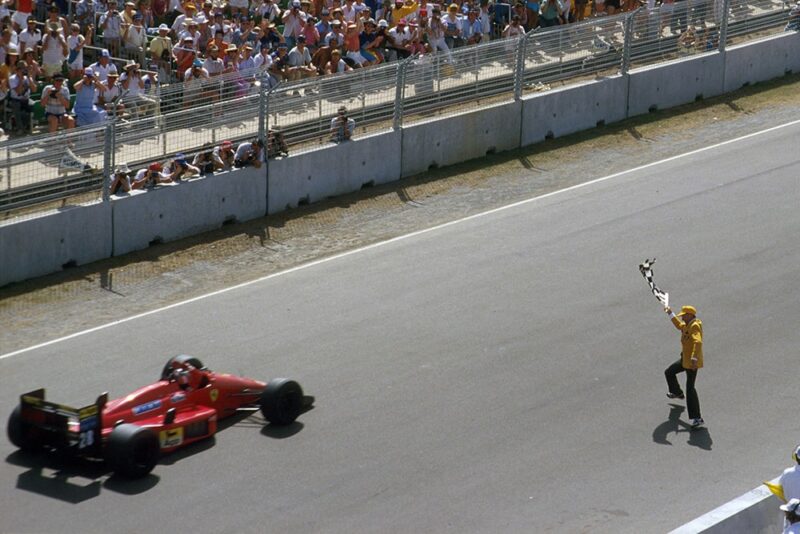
[
  {"left": 41, "top": 23, "right": 67, "bottom": 80},
  {"left": 17, "top": 17, "right": 40, "bottom": 56}
]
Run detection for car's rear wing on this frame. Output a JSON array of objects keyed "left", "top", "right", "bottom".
[{"left": 19, "top": 389, "right": 108, "bottom": 455}]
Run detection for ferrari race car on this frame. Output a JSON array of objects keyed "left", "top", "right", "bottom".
[{"left": 6, "top": 355, "right": 313, "bottom": 478}]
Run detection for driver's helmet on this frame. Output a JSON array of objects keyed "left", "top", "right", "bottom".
[
  {"left": 175, "top": 368, "right": 190, "bottom": 389},
  {"left": 185, "top": 365, "right": 204, "bottom": 390}
]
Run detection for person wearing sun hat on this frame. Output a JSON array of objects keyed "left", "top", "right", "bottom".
[
  {"left": 73, "top": 67, "right": 109, "bottom": 126},
  {"left": 663, "top": 304, "right": 705, "bottom": 428}
]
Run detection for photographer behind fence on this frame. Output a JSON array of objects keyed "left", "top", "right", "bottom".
[
  {"left": 234, "top": 138, "right": 265, "bottom": 168},
  {"left": 329, "top": 105, "right": 355, "bottom": 143}
]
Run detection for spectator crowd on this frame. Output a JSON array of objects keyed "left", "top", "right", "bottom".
[{"left": 0, "top": 0, "right": 665, "bottom": 137}]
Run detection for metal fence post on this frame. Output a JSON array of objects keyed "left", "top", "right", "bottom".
[
  {"left": 718, "top": 0, "right": 731, "bottom": 52},
  {"left": 514, "top": 34, "right": 527, "bottom": 100},
  {"left": 102, "top": 121, "right": 115, "bottom": 201},
  {"left": 621, "top": 10, "right": 636, "bottom": 74},
  {"left": 258, "top": 78, "right": 267, "bottom": 146},
  {"left": 393, "top": 60, "right": 407, "bottom": 129}
]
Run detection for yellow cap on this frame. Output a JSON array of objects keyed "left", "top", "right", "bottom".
[{"left": 680, "top": 305, "right": 697, "bottom": 316}]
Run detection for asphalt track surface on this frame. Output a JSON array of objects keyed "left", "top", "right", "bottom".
[{"left": 2, "top": 122, "right": 800, "bottom": 533}]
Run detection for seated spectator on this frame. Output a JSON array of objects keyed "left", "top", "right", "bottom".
[
  {"left": 386, "top": 18, "right": 412, "bottom": 60},
  {"left": 259, "top": 21, "right": 285, "bottom": 50},
  {"left": 203, "top": 44, "right": 224, "bottom": 75},
  {"left": 360, "top": 18, "right": 384, "bottom": 63},
  {"left": 503, "top": 14, "right": 526, "bottom": 37},
  {"left": 233, "top": 137, "right": 264, "bottom": 168},
  {"left": 42, "top": 74, "right": 75, "bottom": 133},
  {"left": 287, "top": 34, "right": 317, "bottom": 80},
  {"left": 311, "top": 36, "right": 337, "bottom": 73},
  {"left": 73, "top": 67, "right": 108, "bottom": 126},
  {"left": 41, "top": 23, "right": 67, "bottom": 81},
  {"left": 323, "top": 48, "right": 352, "bottom": 73},
  {"left": 21, "top": 49, "right": 42, "bottom": 79},
  {"left": 120, "top": 61, "right": 158, "bottom": 116},
  {"left": 269, "top": 42, "right": 290, "bottom": 81},
  {"left": 325, "top": 20, "right": 345, "bottom": 46},
  {"left": 7, "top": 59, "right": 35, "bottom": 134},
  {"left": 131, "top": 161, "right": 173, "bottom": 188},
  {"left": 462, "top": 9, "right": 483, "bottom": 45},
  {"left": 329, "top": 105, "right": 355, "bottom": 143},
  {"left": 90, "top": 48, "right": 116, "bottom": 82},
  {"left": 166, "top": 152, "right": 201, "bottom": 179},
  {"left": 98, "top": 69, "right": 125, "bottom": 117},
  {"left": 109, "top": 162, "right": 132, "bottom": 194}
]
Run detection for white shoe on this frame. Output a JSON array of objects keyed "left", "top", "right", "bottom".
[{"left": 690, "top": 418, "right": 705, "bottom": 428}]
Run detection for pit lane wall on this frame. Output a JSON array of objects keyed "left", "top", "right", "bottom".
[
  {"left": 2, "top": 31, "right": 800, "bottom": 289},
  {"left": 669, "top": 480, "right": 781, "bottom": 534}
]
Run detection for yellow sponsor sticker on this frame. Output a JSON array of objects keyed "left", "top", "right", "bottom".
[
  {"left": 210, "top": 389, "right": 219, "bottom": 402},
  {"left": 159, "top": 427, "right": 184, "bottom": 448}
]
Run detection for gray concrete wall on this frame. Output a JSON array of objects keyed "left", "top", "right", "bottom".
[
  {"left": 0, "top": 201, "right": 112, "bottom": 287},
  {"left": 521, "top": 75, "right": 629, "bottom": 145},
  {"left": 670, "top": 482, "right": 782, "bottom": 534},
  {"left": 400, "top": 101, "right": 522, "bottom": 177},
  {"left": 112, "top": 167, "right": 266, "bottom": 256},
  {"left": 267, "top": 130, "right": 401, "bottom": 214},
  {"left": 627, "top": 51, "right": 725, "bottom": 116},
  {"left": 723, "top": 32, "right": 800, "bottom": 92}
]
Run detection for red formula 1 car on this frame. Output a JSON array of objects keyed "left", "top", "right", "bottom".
[{"left": 6, "top": 355, "right": 313, "bottom": 478}]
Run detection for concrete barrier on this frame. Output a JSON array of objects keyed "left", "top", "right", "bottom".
[
  {"left": 627, "top": 52, "right": 725, "bottom": 117},
  {"left": 111, "top": 167, "right": 266, "bottom": 256},
  {"left": 400, "top": 101, "right": 522, "bottom": 177},
  {"left": 670, "top": 481, "right": 781, "bottom": 533},
  {"left": 0, "top": 201, "right": 111, "bottom": 287},
  {"left": 267, "top": 130, "right": 401, "bottom": 214},
  {"left": 521, "top": 75, "right": 628, "bottom": 146},
  {"left": 723, "top": 32, "right": 800, "bottom": 93}
]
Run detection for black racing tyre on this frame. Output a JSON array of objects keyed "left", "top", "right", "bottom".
[
  {"left": 7, "top": 405, "right": 42, "bottom": 452},
  {"left": 260, "top": 379, "right": 304, "bottom": 426},
  {"left": 106, "top": 424, "right": 160, "bottom": 479},
  {"left": 160, "top": 354, "right": 206, "bottom": 380}
]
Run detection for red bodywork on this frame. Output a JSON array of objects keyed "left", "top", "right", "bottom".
[{"left": 100, "top": 371, "right": 267, "bottom": 453}]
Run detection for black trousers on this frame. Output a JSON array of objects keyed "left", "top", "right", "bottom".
[{"left": 665, "top": 358, "right": 701, "bottom": 420}]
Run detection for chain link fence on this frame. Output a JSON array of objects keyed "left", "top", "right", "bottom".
[{"left": 0, "top": 0, "right": 793, "bottom": 215}]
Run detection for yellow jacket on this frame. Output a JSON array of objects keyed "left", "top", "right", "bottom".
[{"left": 671, "top": 316, "right": 703, "bottom": 369}]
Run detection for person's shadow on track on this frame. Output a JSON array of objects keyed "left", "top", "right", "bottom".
[{"left": 652, "top": 403, "right": 713, "bottom": 450}]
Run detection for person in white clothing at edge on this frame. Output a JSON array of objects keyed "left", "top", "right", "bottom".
[
  {"left": 782, "top": 499, "right": 800, "bottom": 534},
  {"left": 780, "top": 445, "right": 800, "bottom": 504}
]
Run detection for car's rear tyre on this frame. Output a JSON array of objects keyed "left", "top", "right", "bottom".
[
  {"left": 7, "top": 405, "right": 42, "bottom": 452},
  {"left": 160, "top": 354, "right": 206, "bottom": 381},
  {"left": 260, "top": 379, "right": 304, "bottom": 426},
  {"left": 106, "top": 424, "right": 160, "bottom": 479}
]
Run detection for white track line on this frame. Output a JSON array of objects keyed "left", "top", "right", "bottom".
[{"left": 4, "top": 117, "right": 800, "bottom": 361}]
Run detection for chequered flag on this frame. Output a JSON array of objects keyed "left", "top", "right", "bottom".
[{"left": 639, "top": 258, "right": 669, "bottom": 308}]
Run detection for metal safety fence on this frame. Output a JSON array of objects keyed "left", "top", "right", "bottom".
[{"left": 0, "top": 0, "right": 792, "bottom": 215}]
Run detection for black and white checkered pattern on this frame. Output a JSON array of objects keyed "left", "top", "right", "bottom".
[{"left": 639, "top": 258, "right": 669, "bottom": 307}]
